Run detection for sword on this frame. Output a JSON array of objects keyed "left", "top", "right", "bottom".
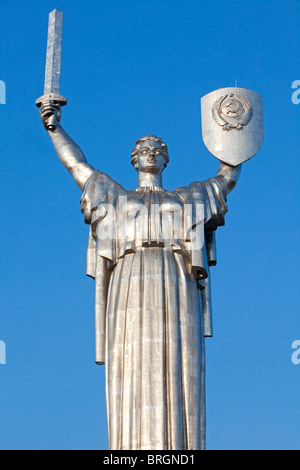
[{"left": 36, "top": 9, "right": 67, "bottom": 130}]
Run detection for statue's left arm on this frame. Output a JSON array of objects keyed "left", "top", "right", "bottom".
[
  {"left": 187, "top": 162, "right": 242, "bottom": 231},
  {"left": 216, "top": 162, "right": 242, "bottom": 196}
]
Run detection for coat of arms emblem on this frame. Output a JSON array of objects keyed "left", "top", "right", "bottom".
[
  {"left": 201, "top": 87, "right": 264, "bottom": 166},
  {"left": 212, "top": 93, "right": 253, "bottom": 131}
]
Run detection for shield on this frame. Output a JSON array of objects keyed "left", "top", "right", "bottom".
[{"left": 201, "top": 87, "right": 264, "bottom": 166}]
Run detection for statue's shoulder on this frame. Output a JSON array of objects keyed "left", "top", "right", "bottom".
[
  {"left": 81, "top": 170, "right": 125, "bottom": 224},
  {"left": 174, "top": 180, "right": 207, "bottom": 195},
  {"left": 83, "top": 170, "right": 124, "bottom": 192},
  {"left": 187, "top": 177, "right": 226, "bottom": 198},
  {"left": 172, "top": 181, "right": 207, "bottom": 202}
]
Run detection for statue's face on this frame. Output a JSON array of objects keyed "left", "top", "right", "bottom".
[{"left": 137, "top": 141, "right": 166, "bottom": 173}]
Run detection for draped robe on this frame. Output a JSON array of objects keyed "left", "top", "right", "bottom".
[{"left": 80, "top": 171, "right": 228, "bottom": 450}]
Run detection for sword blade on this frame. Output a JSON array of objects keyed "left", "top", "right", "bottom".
[{"left": 44, "top": 9, "right": 63, "bottom": 95}]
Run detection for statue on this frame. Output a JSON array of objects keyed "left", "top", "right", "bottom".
[{"left": 37, "top": 10, "right": 263, "bottom": 451}]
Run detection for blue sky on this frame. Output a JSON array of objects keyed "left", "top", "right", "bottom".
[{"left": 0, "top": 0, "right": 299, "bottom": 450}]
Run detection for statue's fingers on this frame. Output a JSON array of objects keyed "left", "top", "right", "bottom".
[
  {"left": 40, "top": 101, "right": 51, "bottom": 110},
  {"left": 39, "top": 109, "right": 49, "bottom": 120},
  {"left": 47, "top": 100, "right": 60, "bottom": 110},
  {"left": 40, "top": 105, "right": 57, "bottom": 116},
  {"left": 39, "top": 104, "right": 50, "bottom": 113},
  {"left": 40, "top": 100, "right": 57, "bottom": 113},
  {"left": 39, "top": 108, "right": 48, "bottom": 119}
]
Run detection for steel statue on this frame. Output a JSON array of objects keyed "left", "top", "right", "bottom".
[{"left": 37, "top": 10, "right": 263, "bottom": 451}]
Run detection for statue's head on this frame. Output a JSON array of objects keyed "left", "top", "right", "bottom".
[{"left": 131, "top": 135, "right": 169, "bottom": 173}]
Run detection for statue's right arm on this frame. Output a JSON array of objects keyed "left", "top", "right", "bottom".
[
  {"left": 48, "top": 125, "right": 95, "bottom": 190},
  {"left": 39, "top": 101, "right": 95, "bottom": 191}
]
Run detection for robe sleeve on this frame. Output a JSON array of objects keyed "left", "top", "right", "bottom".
[
  {"left": 80, "top": 170, "right": 124, "bottom": 225},
  {"left": 80, "top": 170, "right": 124, "bottom": 365},
  {"left": 189, "top": 176, "right": 228, "bottom": 232},
  {"left": 80, "top": 170, "right": 125, "bottom": 277},
  {"left": 188, "top": 177, "right": 229, "bottom": 337}
]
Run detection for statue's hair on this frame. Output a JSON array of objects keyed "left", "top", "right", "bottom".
[{"left": 131, "top": 135, "right": 169, "bottom": 170}]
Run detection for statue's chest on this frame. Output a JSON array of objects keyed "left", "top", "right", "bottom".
[
  {"left": 125, "top": 190, "right": 183, "bottom": 215},
  {"left": 118, "top": 190, "right": 185, "bottom": 245}
]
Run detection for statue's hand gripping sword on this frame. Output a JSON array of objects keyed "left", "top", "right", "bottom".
[{"left": 36, "top": 9, "right": 67, "bottom": 131}]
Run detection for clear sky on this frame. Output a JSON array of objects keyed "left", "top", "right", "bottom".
[{"left": 0, "top": 0, "right": 299, "bottom": 450}]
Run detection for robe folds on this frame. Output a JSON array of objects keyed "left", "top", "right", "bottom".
[{"left": 80, "top": 171, "right": 228, "bottom": 450}]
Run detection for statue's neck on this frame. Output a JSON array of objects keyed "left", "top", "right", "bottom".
[{"left": 137, "top": 171, "right": 163, "bottom": 190}]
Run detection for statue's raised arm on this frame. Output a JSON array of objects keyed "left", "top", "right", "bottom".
[{"left": 39, "top": 100, "right": 95, "bottom": 190}]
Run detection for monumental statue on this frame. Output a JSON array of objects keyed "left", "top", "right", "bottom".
[{"left": 36, "top": 10, "right": 264, "bottom": 450}]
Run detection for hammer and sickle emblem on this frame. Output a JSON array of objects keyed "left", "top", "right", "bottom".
[{"left": 212, "top": 93, "right": 253, "bottom": 131}]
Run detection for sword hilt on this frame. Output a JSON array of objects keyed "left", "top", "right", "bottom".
[{"left": 36, "top": 93, "right": 67, "bottom": 131}]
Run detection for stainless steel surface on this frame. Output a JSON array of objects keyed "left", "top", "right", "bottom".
[
  {"left": 37, "top": 120, "right": 241, "bottom": 449},
  {"left": 48, "top": 125, "right": 95, "bottom": 190},
  {"left": 36, "top": 16, "right": 263, "bottom": 449},
  {"left": 201, "top": 87, "right": 264, "bottom": 166},
  {"left": 36, "top": 9, "right": 67, "bottom": 130},
  {"left": 44, "top": 8, "right": 63, "bottom": 95},
  {"left": 81, "top": 151, "right": 240, "bottom": 450}
]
